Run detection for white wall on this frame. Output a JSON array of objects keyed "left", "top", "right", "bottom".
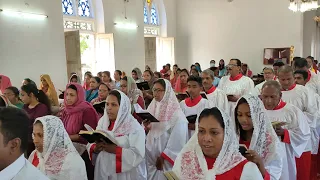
[
  {"left": 303, "top": 10, "right": 317, "bottom": 57},
  {"left": 102, "top": 0, "right": 145, "bottom": 75},
  {"left": 0, "top": 0, "right": 67, "bottom": 89},
  {"left": 175, "top": 0, "right": 303, "bottom": 73}
]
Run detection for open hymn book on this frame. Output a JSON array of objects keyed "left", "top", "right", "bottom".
[
  {"left": 164, "top": 171, "right": 179, "bottom": 180},
  {"left": 133, "top": 104, "right": 159, "bottom": 122},
  {"left": 79, "top": 124, "right": 118, "bottom": 145}
]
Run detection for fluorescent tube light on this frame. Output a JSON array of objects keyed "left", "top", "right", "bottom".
[
  {"left": 114, "top": 22, "right": 138, "bottom": 29},
  {"left": 0, "top": 9, "right": 48, "bottom": 19}
]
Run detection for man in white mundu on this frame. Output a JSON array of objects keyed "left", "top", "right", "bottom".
[
  {"left": 294, "top": 58, "right": 320, "bottom": 96},
  {"left": 201, "top": 69, "right": 229, "bottom": 113},
  {"left": 218, "top": 59, "right": 254, "bottom": 115},
  {"left": 260, "top": 81, "right": 311, "bottom": 180},
  {"left": 278, "top": 65, "right": 319, "bottom": 180},
  {"left": 180, "top": 76, "right": 209, "bottom": 139},
  {"left": 251, "top": 67, "right": 276, "bottom": 96}
]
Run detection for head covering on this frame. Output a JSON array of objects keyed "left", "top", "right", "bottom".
[
  {"left": 125, "top": 76, "right": 143, "bottom": 105},
  {"left": 69, "top": 74, "right": 81, "bottom": 84},
  {"left": 24, "top": 78, "right": 37, "bottom": 86},
  {"left": 0, "top": 75, "right": 12, "bottom": 93},
  {"left": 39, "top": 74, "right": 59, "bottom": 106},
  {"left": 0, "top": 95, "right": 14, "bottom": 107},
  {"left": 60, "top": 83, "right": 99, "bottom": 134},
  {"left": 96, "top": 90, "right": 143, "bottom": 137},
  {"left": 33, "top": 116, "right": 87, "bottom": 179},
  {"left": 235, "top": 95, "right": 281, "bottom": 168},
  {"left": 147, "top": 79, "right": 187, "bottom": 139},
  {"left": 172, "top": 107, "right": 246, "bottom": 179},
  {"left": 133, "top": 67, "right": 143, "bottom": 82}
]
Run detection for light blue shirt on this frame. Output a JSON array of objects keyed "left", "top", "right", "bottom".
[{"left": 213, "top": 77, "right": 220, "bottom": 87}]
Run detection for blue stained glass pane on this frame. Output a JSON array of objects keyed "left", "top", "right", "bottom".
[
  {"left": 144, "top": 6, "right": 148, "bottom": 24},
  {"left": 62, "top": 0, "right": 74, "bottom": 15},
  {"left": 150, "top": 6, "right": 158, "bottom": 25},
  {"left": 78, "top": 0, "right": 91, "bottom": 17}
]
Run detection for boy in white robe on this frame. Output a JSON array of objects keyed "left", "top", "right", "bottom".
[
  {"left": 0, "top": 107, "right": 49, "bottom": 180},
  {"left": 260, "top": 81, "right": 311, "bottom": 180},
  {"left": 180, "top": 75, "right": 209, "bottom": 139},
  {"left": 294, "top": 58, "right": 320, "bottom": 95},
  {"left": 145, "top": 79, "right": 188, "bottom": 180},
  {"left": 218, "top": 59, "right": 254, "bottom": 115},
  {"left": 251, "top": 67, "right": 276, "bottom": 96},
  {"left": 278, "top": 65, "right": 319, "bottom": 180},
  {"left": 201, "top": 69, "right": 229, "bottom": 113},
  {"left": 86, "top": 90, "right": 147, "bottom": 180}
]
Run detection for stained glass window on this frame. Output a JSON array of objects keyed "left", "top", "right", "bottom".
[
  {"left": 150, "top": 6, "right": 158, "bottom": 25},
  {"left": 78, "top": 0, "right": 91, "bottom": 17},
  {"left": 144, "top": 6, "right": 148, "bottom": 24},
  {"left": 62, "top": 0, "right": 74, "bottom": 15}
]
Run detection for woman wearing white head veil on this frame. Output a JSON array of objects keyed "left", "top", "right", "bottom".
[
  {"left": 86, "top": 90, "right": 146, "bottom": 180},
  {"left": 28, "top": 115, "right": 87, "bottom": 180},
  {"left": 145, "top": 79, "right": 188, "bottom": 180},
  {"left": 172, "top": 107, "right": 264, "bottom": 179},
  {"left": 235, "top": 95, "right": 283, "bottom": 180}
]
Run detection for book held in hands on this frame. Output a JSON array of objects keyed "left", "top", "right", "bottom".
[
  {"left": 79, "top": 130, "right": 118, "bottom": 145},
  {"left": 136, "top": 81, "right": 150, "bottom": 91},
  {"left": 133, "top": 104, "right": 159, "bottom": 122}
]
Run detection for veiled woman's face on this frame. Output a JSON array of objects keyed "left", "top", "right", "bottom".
[
  {"left": 152, "top": 82, "right": 165, "bottom": 102},
  {"left": 106, "top": 94, "right": 120, "bottom": 121},
  {"left": 198, "top": 115, "right": 224, "bottom": 158},
  {"left": 236, "top": 103, "right": 253, "bottom": 131},
  {"left": 33, "top": 122, "right": 44, "bottom": 153}
]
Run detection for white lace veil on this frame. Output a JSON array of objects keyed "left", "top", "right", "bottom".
[
  {"left": 147, "top": 79, "right": 187, "bottom": 139},
  {"left": 96, "top": 90, "right": 142, "bottom": 137},
  {"left": 34, "top": 115, "right": 81, "bottom": 179},
  {"left": 173, "top": 107, "right": 246, "bottom": 179},
  {"left": 235, "top": 95, "right": 280, "bottom": 166}
]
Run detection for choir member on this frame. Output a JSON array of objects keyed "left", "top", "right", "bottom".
[
  {"left": 218, "top": 59, "right": 254, "bottom": 115},
  {"left": 29, "top": 116, "right": 87, "bottom": 180},
  {"left": 145, "top": 79, "right": 188, "bottom": 180},
  {"left": 251, "top": 67, "right": 276, "bottom": 96},
  {"left": 294, "top": 58, "right": 320, "bottom": 96},
  {"left": 172, "top": 107, "right": 264, "bottom": 179},
  {"left": 201, "top": 69, "right": 229, "bottom": 112},
  {"left": 273, "top": 62, "right": 285, "bottom": 80},
  {"left": 87, "top": 90, "right": 147, "bottom": 180},
  {"left": 235, "top": 95, "right": 282, "bottom": 180},
  {"left": 261, "top": 81, "right": 311, "bottom": 180},
  {"left": 278, "top": 65, "right": 319, "bottom": 180},
  {"left": 0, "top": 107, "right": 49, "bottom": 180},
  {"left": 180, "top": 76, "right": 209, "bottom": 139}
]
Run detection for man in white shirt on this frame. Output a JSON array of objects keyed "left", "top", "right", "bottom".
[
  {"left": 0, "top": 107, "right": 48, "bottom": 180},
  {"left": 251, "top": 67, "right": 276, "bottom": 96}
]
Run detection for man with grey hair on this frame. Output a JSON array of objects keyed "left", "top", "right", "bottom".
[
  {"left": 201, "top": 69, "right": 229, "bottom": 112},
  {"left": 250, "top": 67, "right": 276, "bottom": 96},
  {"left": 278, "top": 65, "right": 319, "bottom": 180},
  {"left": 260, "top": 80, "right": 310, "bottom": 180}
]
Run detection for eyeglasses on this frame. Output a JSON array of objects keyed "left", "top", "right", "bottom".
[{"left": 152, "top": 89, "right": 165, "bottom": 93}]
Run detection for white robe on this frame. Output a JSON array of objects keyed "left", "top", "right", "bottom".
[
  {"left": 88, "top": 130, "right": 147, "bottom": 180},
  {"left": 281, "top": 84, "right": 319, "bottom": 154},
  {"left": 146, "top": 114, "right": 188, "bottom": 180},
  {"left": 206, "top": 88, "right": 229, "bottom": 114},
  {"left": 180, "top": 98, "right": 209, "bottom": 139},
  {"left": 250, "top": 81, "right": 266, "bottom": 96},
  {"left": 305, "top": 72, "right": 320, "bottom": 96},
  {"left": 218, "top": 75, "right": 254, "bottom": 115},
  {"left": 265, "top": 103, "right": 311, "bottom": 180}
]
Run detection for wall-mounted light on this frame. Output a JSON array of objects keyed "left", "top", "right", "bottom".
[
  {"left": 114, "top": 22, "right": 138, "bottom": 29},
  {"left": 0, "top": 9, "right": 48, "bottom": 20}
]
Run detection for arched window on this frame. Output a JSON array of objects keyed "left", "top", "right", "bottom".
[
  {"left": 78, "top": 0, "right": 91, "bottom": 17},
  {"left": 62, "top": 0, "right": 74, "bottom": 15},
  {"left": 144, "top": 1, "right": 160, "bottom": 36},
  {"left": 150, "top": 5, "right": 158, "bottom": 25},
  {"left": 144, "top": 6, "right": 148, "bottom": 24}
]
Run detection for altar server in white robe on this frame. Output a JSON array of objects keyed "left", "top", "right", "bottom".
[
  {"left": 201, "top": 69, "right": 229, "bottom": 112},
  {"left": 145, "top": 79, "right": 188, "bottom": 180},
  {"left": 251, "top": 67, "right": 276, "bottom": 96},
  {"left": 86, "top": 90, "right": 146, "bottom": 180},
  {"left": 180, "top": 75, "right": 209, "bottom": 139},
  {"left": 278, "top": 65, "right": 319, "bottom": 180},
  {"left": 29, "top": 116, "right": 87, "bottom": 180},
  {"left": 260, "top": 81, "right": 311, "bottom": 180},
  {"left": 294, "top": 58, "right": 320, "bottom": 95},
  {"left": 235, "top": 95, "right": 283, "bottom": 180},
  {"left": 218, "top": 59, "right": 254, "bottom": 115},
  {"left": 172, "top": 107, "right": 264, "bottom": 180}
]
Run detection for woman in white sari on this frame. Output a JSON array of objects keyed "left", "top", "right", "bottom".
[
  {"left": 145, "top": 79, "right": 188, "bottom": 180},
  {"left": 234, "top": 95, "right": 283, "bottom": 180},
  {"left": 86, "top": 90, "right": 146, "bottom": 180},
  {"left": 28, "top": 115, "right": 87, "bottom": 180},
  {"left": 173, "top": 107, "right": 263, "bottom": 179}
]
